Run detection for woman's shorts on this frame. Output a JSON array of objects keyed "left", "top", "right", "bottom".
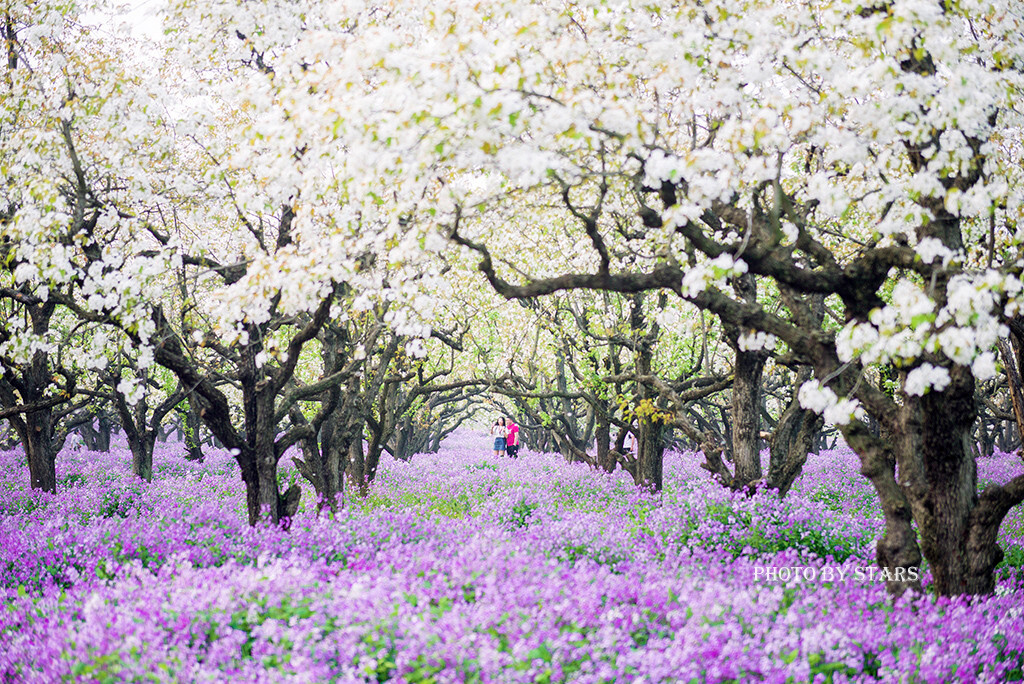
[{"left": 494, "top": 437, "right": 507, "bottom": 451}]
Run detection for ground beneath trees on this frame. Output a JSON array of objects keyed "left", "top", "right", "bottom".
[{"left": 1, "top": 431, "right": 1023, "bottom": 682}]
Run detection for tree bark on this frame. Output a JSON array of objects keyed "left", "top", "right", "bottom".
[
  {"left": 635, "top": 418, "right": 664, "bottom": 492},
  {"left": 767, "top": 367, "right": 823, "bottom": 497},
  {"left": 841, "top": 421, "right": 923, "bottom": 596},
  {"left": 553, "top": 429, "right": 590, "bottom": 464},
  {"left": 595, "top": 406, "right": 614, "bottom": 473},
  {"left": 320, "top": 408, "right": 351, "bottom": 509},
  {"left": 731, "top": 348, "right": 765, "bottom": 487},
  {"left": 292, "top": 341, "right": 370, "bottom": 507},
  {"left": 78, "top": 415, "right": 112, "bottom": 451},
  {"left": 95, "top": 415, "right": 113, "bottom": 451},
  {"left": 238, "top": 450, "right": 262, "bottom": 526},
  {"left": 119, "top": 402, "right": 152, "bottom": 482},
  {"left": 15, "top": 410, "right": 57, "bottom": 494},
  {"left": 346, "top": 438, "right": 368, "bottom": 497},
  {"left": 183, "top": 401, "right": 204, "bottom": 462},
  {"left": 997, "top": 336, "right": 1024, "bottom": 458},
  {"left": 125, "top": 428, "right": 157, "bottom": 482},
  {"left": 631, "top": 293, "right": 666, "bottom": 492},
  {"left": 899, "top": 367, "right": 980, "bottom": 596},
  {"left": 247, "top": 375, "right": 282, "bottom": 524},
  {"left": 0, "top": 300, "right": 69, "bottom": 493},
  {"left": 256, "top": 447, "right": 280, "bottom": 523}
]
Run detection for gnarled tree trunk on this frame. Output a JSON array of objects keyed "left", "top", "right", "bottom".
[
  {"left": 731, "top": 347, "right": 766, "bottom": 488},
  {"left": 595, "top": 406, "right": 614, "bottom": 473},
  {"left": 78, "top": 414, "right": 113, "bottom": 452},
  {"left": 346, "top": 438, "right": 368, "bottom": 497},
  {"left": 899, "top": 368, "right": 984, "bottom": 595},
  {"left": 15, "top": 409, "right": 58, "bottom": 494},
  {"left": 126, "top": 430, "right": 158, "bottom": 482},
  {"left": 635, "top": 418, "right": 664, "bottom": 492},
  {"left": 183, "top": 401, "right": 204, "bottom": 462},
  {"left": 767, "top": 367, "right": 823, "bottom": 497}
]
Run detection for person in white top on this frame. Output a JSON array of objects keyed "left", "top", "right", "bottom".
[{"left": 490, "top": 418, "right": 507, "bottom": 456}]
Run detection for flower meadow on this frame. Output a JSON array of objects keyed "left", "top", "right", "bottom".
[{"left": 2, "top": 432, "right": 1024, "bottom": 683}]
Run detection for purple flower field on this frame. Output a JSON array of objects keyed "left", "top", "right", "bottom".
[{"left": 2, "top": 431, "right": 1023, "bottom": 683}]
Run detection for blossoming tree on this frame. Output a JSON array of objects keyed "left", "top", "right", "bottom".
[
  {"left": 6, "top": 0, "right": 1024, "bottom": 597},
  {"left": 350, "top": 0, "right": 1024, "bottom": 596}
]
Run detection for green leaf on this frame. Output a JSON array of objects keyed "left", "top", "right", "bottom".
[{"left": 910, "top": 312, "right": 935, "bottom": 329}]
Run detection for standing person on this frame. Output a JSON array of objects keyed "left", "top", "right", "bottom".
[
  {"left": 505, "top": 418, "right": 520, "bottom": 458},
  {"left": 491, "top": 418, "right": 507, "bottom": 457}
]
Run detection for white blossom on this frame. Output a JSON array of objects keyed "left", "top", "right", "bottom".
[
  {"left": 681, "top": 254, "right": 748, "bottom": 299},
  {"left": 971, "top": 352, "right": 997, "bottom": 381},
  {"left": 117, "top": 376, "right": 146, "bottom": 406},
  {"left": 798, "top": 380, "right": 837, "bottom": 414},
  {"left": 737, "top": 331, "right": 777, "bottom": 352},
  {"left": 798, "top": 380, "right": 861, "bottom": 427},
  {"left": 904, "top": 364, "right": 951, "bottom": 396},
  {"left": 915, "top": 237, "right": 953, "bottom": 266}
]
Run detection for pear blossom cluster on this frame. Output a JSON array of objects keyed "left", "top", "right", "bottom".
[
  {"left": 737, "top": 331, "right": 778, "bottom": 353},
  {"left": 797, "top": 380, "right": 865, "bottom": 426},
  {"left": 681, "top": 255, "right": 749, "bottom": 300},
  {"left": 834, "top": 272, "right": 1019, "bottom": 394}
]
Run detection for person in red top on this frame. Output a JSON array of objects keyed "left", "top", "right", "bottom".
[{"left": 505, "top": 419, "right": 521, "bottom": 458}]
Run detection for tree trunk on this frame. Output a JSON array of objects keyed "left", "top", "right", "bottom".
[
  {"left": 635, "top": 419, "right": 664, "bottom": 492},
  {"left": 295, "top": 427, "right": 345, "bottom": 514},
  {"left": 631, "top": 293, "right": 665, "bottom": 492},
  {"left": 117, "top": 399, "right": 155, "bottom": 482},
  {"left": 732, "top": 348, "right": 766, "bottom": 487},
  {"left": 429, "top": 424, "right": 445, "bottom": 453},
  {"left": 96, "top": 416, "right": 112, "bottom": 451},
  {"left": 553, "top": 429, "right": 589, "bottom": 464},
  {"left": 235, "top": 343, "right": 286, "bottom": 526},
  {"left": 365, "top": 416, "right": 386, "bottom": 485},
  {"left": 292, "top": 380, "right": 359, "bottom": 511},
  {"left": 239, "top": 452, "right": 262, "bottom": 526},
  {"left": 997, "top": 336, "right": 1024, "bottom": 457},
  {"left": 556, "top": 352, "right": 579, "bottom": 439},
  {"left": 126, "top": 431, "right": 156, "bottom": 482},
  {"left": 536, "top": 431, "right": 549, "bottom": 452},
  {"left": 346, "top": 438, "right": 368, "bottom": 497},
  {"left": 767, "top": 367, "right": 823, "bottom": 497},
  {"left": 595, "top": 408, "right": 614, "bottom": 473},
  {"left": 183, "top": 401, "right": 204, "bottom": 461},
  {"left": 901, "top": 368, "right": 981, "bottom": 596},
  {"left": 248, "top": 384, "right": 283, "bottom": 524},
  {"left": 842, "top": 420, "right": 923, "bottom": 596},
  {"left": 393, "top": 417, "right": 411, "bottom": 460},
  {"left": 238, "top": 439, "right": 286, "bottom": 526},
  {"left": 718, "top": 405, "right": 733, "bottom": 461},
  {"left": 388, "top": 413, "right": 433, "bottom": 461},
  {"left": 77, "top": 415, "right": 112, "bottom": 451},
  {"left": 256, "top": 450, "right": 280, "bottom": 523},
  {"left": 18, "top": 410, "right": 57, "bottom": 494},
  {"left": 78, "top": 420, "right": 100, "bottom": 451},
  {"left": 323, "top": 413, "right": 349, "bottom": 508},
  {"left": 767, "top": 403, "right": 822, "bottom": 497}
]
